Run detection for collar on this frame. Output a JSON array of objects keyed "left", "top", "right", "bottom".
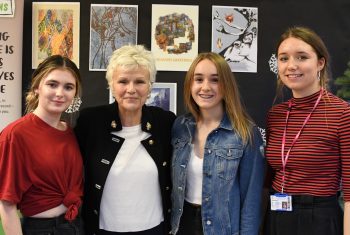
[
  {"left": 291, "top": 89, "right": 324, "bottom": 106},
  {"left": 182, "top": 112, "right": 233, "bottom": 131},
  {"left": 108, "top": 102, "right": 154, "bottom": 134},
  {"left": 218, "top": 113, "right": 233, "bottom": 131}
]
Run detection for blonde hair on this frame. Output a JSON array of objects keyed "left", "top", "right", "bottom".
[
  {"left": 184, "top": 52, "right": 253, "bottom": 143},
  {"left": 25, "top": 55, "right": 81, "bottom": 114},
  {"left": 106, "top": 44, "right": 156, "bottom": 88}
]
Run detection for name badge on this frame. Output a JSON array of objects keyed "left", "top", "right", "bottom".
[{"left": 270, "top": 193, "right": 292, "bottom": 211}]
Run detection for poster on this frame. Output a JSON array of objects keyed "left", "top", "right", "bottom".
[
  {"left": 0, "top": 0, "right": 23, "bottom": 131},
  {"left": 151, "top": 4, "right": 198, "bottom": 71},
  {"left": 0, "top": 0, "right": 15, "bottom": 17},
  {"left": 212, "top": 6, "right": 258, "bottom": 73},
  {"left": 32, "top": 2, "right": 80, "bottom": 68},
  {"left": 89, "top": 4, "right": 138, "bottom": 71}
]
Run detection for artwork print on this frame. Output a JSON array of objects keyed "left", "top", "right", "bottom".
[
  {"left": 151, "top": 4, "right": 198, "bottom": 71},
  {"left": 146, "top": 83, "right": 177, "bottom": 114},
  {"left": 212, "top": 6, "right": 258, "bottom": 73},
  {"left": 32, "top": 2, "right": 80, "bottom": 68},
  {"left": 89, "top": 4, "right": 138, "bottom": 71},
  {"left": 109, "top": 82, "right": 177, "bottom": 114}
]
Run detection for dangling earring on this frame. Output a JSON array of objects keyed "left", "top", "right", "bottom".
[
  {"left": 317, "top": 71, "right": 321, "bottom": 81},
  {"left": 65, "top": 97, "right": 82, "bottom": 113}
]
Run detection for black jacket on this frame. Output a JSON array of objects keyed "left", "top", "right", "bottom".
[{"left": 75, "top": 102, "right": 176, "bottom": 235}]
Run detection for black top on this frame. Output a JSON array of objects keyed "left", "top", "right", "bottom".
[{"left": 75, "top": 102, "right": 176, "bottom": 234}]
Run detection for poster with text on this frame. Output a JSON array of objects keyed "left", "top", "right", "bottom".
[
  {"left": 0, "top": 0, "right": 15, "bottom": 17},
  {"left": 0, "top": 0, "right": 23, "bottom": 131},
  {"left": 212, "top": 6, "right": 258, "bottom": 73},
  {"left": 90, "top": 4, "right": 138, "bottom": 71},
  {"left": 32, "top": 2, "right": 80, "bottom": 68},
  {"left": 151, "top": 4, "right": 198, "bottom": 71}
]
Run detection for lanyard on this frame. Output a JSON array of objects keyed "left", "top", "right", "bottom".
[{"left": 280, "top": 89, "right": 323, "bottom": 193}]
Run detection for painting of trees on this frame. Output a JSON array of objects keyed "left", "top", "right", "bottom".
[{"left": 89, "top": 5, "right": 137, "bottom": 70}]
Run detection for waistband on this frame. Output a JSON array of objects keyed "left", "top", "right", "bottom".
[
  {"left": 185, "top": 200, "right": 201, "bottom": 208},
  {"left": 183, "top": 200, "right": 202, "bottom": 219},
  {"left": 270, "top": 190, "right": 339, "bottom": 207},
  {"left": 291, "top": 194, "right": 338, "bottom": 206},
  {"left": 23, "top": 213, "right": 74, "bottom": 229}
]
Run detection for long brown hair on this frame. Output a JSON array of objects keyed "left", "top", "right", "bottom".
[{"left": 184, "top": 52, "right": 253, "bottom": 143}]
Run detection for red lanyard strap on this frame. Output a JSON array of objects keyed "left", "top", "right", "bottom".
[{"left": 280, "top": 89, "right": 323, "bottom": 193}]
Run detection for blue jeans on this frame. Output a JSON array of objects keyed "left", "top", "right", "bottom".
[{"left": 22, "top": 214, "right": 84, "bottom": 235}]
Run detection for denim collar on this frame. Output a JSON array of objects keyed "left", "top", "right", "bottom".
[{"left": 182, "top": 112, "right": 233, "bottom": 131}]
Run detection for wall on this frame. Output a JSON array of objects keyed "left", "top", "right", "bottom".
[{"left": 22, "top": 0, "right": 350, "bottom": 127}]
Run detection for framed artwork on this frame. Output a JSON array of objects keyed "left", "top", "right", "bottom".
[
  {"left": 32, "top": 2, "right": 80, "bottom": 68},
  {"left": 89, "top": 4, "right": 138, "bottom": 71},
  {"left": 212, "top": 6, "right": 258, "bottom": 73},
  {"left": 151, "top": 4, "right": 198, "bottom": 71},
  {"left": 109, "top": 82, "right": 177, "bottom": 114},
  {"left": 146, "top": 82, "right": 177, "bottom": 114}
]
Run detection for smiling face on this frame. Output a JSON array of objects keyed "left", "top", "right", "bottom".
[
  {"left": 34, "top": 69, "right": 76, "bottom": 117},
  {"left": 111, "top": 66, "right": 150, "bottom": 116},
  {"left": 191, "top": 59, "right": 223, "bottom": 114},
  {"left": 277, "top": 37, "right": 325, "bottom": 98}
]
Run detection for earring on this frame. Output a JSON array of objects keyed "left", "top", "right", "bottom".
[
  {"left": 317, "top": 71, "right": 321, "bottom": 80},
  {"left": 65, "top": 97, "right": 82, "bottom": 113}
]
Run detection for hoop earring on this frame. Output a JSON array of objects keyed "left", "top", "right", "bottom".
[
  {"left": 317, "top": 71, "right": 321, "bottom": 81},
  {"left": 65, "top": 97, "right": 82, "bottom": 113}
]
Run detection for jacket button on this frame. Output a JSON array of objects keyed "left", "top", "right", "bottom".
[
  {"left": 146, "top": 122, "right": 152, "bottom": 130},
  {"left": 208, "top": 149, "right": 212, "bottom": 154},
  {"left": 111, "top": 137, "right": 120, "bottom": 143},
  {"left": 178, "top": 186, "right": 183, "bottom": 191},
  {"left": 167, "top": 208, "right": 171, "bottom": 213},
  {"left": 162, "top": 161, "right": 167, "bottom": 166},
  {"left": 95, "top": 184, "right": 101, "bottom": 190},
  {"left": 166, "top": 186, "right": 170, "bottom": 190},
  {"left": 206, "top": 220, "right": 212, "bottom": 225},
  {"left": 93, "top": 209, "right": 98, "bottom": 215},
  {"left": 111, "top": 120, "right": 117, "bottom": 128},
  {"left": 101, "top": 159, "right": 110, "bottom": 165},
  {"left": 149, "top": 139, "right": 154, "bottom": 145}
]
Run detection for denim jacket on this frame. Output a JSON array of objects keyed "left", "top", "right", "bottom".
[{"left": 171, "top": 113, "right": 265, "bottom": 235}]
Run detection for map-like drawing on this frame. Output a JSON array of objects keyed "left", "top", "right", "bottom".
[{"left": 154, "top": 13, "right": 195, "bottom": 54}]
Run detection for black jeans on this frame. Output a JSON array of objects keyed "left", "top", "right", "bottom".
[
  {"left": 22, "top": 214, "right": 84, "bottom": 235},
  {"left": 177, "top": 201, "right": 203, "bottom": 235}
]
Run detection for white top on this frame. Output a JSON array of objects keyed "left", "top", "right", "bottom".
[
  {"left": 99, "top": 125, "right": 163, "bottom": 232},
  {"left": 185, "top": 144, "right": 203, "bottom": 205}
]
